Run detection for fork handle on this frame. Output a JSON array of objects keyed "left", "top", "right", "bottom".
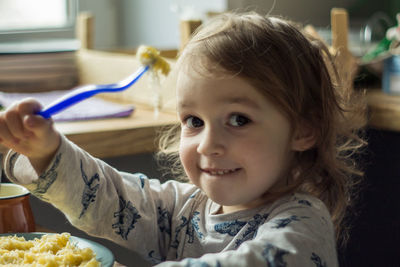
[
  {"left": 37, "top": 65, "right": 149, "bottom": 119},
  {"left": 37, "top": 85, "right": 99, "bottom": 119}
]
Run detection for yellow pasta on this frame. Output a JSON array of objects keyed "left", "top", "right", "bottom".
[
  {"left": 0, "top": 233, "right": 100, "bottom": 267},
  {"left": 137, "top": 45, "right": 171, "bottom": 76}
]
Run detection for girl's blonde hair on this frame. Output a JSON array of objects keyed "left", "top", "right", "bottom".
[{"left": 157, "top": 12, "right": 367, "bottom": 246}]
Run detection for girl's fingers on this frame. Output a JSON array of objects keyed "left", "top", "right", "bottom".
[
  {"left": 17, "top": 98, "right": 50, "bottom": 135},
  {"left": 0, "top": 98, "right": 60, "bottom": 161},
  {"left": 23, "top": 114, "right": 51, "bottom": 136},
  {"left": 0, "top": 118, "right": 20, "bottom": 145},
  {"left": 17, "top": 98, "right": 43, "bottom": 116},
  {"left": 4, "top": 108, "right": 26, "bottom": 140},
  {"left": 0, "top": 98, "right": 44, "bottom": 144}
]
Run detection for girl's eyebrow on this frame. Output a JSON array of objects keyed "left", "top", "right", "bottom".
[
  {"left": 223, "top": 96, "right": 261, "bottom": 109},
  {"left": 179, "top": 96, "right": 261, "bottom": 110}
]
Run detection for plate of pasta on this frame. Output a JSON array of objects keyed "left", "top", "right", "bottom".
[{"left": 0, "top": 232, "right": 114, "bottom": 267}]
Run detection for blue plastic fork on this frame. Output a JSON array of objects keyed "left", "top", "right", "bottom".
[{"left": 37, "top": 65, "right": 149, "bottom": 119}]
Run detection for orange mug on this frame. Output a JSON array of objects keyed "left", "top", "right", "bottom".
[{"left": 0, "top": 183, "right": 36, "bottom": 233}]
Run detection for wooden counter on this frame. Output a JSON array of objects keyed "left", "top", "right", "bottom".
[{"left": 367, "top": 89, "right": 400, "bottom": 132}]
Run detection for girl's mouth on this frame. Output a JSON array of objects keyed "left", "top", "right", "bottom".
[{"left": 202, "top": 168, "right": 241, "bottom": 176}]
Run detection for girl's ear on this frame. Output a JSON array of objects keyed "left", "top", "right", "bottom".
[{"left": 291, "top": 124, "right": 317, "bottom": 152}]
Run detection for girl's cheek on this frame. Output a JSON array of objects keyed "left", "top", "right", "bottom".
[
  {"left": 179, "top": 139, "right": 190, "bottom": 164},
  {"left": 179, "top": 139, "right": 197, "bottom": 169}
]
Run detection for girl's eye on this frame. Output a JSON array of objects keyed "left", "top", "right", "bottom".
[
  {"left": 229, "top": 114, "right": 251, "bottom": 127},
  {"left": 185, "top": 116, "right": 204, "bottom": 128}
]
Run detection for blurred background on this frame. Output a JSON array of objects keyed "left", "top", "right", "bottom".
[{"left": 1, "top": 0, "right": 399, "bottom": 53}]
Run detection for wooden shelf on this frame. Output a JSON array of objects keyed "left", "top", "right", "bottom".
[{"left": 367, "top": 89, "right": 400, "bottom": 132}]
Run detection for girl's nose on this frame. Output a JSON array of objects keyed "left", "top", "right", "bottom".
[{"left": 196, "top": 127, "right": 225, "bottom": 156}]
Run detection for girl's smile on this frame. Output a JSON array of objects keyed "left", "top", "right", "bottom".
[
  {"left": 200, "top": 167, "right": 241, "bottom": 176},
  {"left": 177, "top": 70, "right": 303, "bottom": 214}
]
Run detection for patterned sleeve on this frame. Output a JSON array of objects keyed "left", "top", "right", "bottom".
[
  {"left": 157, "top": 196, "right": 338, "bottom": 267},
  {"left": 3, "top": 134, "right": 197, "bottom": 261}
]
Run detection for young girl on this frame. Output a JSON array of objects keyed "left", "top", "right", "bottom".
[{"left": 1, "top": 12, "right": 366, "bottom": 266}]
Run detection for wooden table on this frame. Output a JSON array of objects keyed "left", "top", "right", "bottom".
[{"left": 0, "top": 104, "right": 178, "bottom": 158}]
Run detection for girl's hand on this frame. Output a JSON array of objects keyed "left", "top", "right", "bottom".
[{"left": 0, "top": 98, "right": 61, "bottom": 174}]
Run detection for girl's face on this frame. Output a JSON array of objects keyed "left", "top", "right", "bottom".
[{"left": 177, "top": 70, "right": 297, "bottom": 214}]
